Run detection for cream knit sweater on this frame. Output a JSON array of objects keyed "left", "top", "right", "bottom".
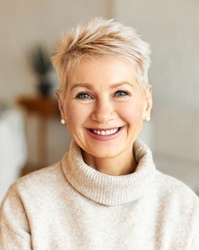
[{"left": 0, "top": 139, "right": 199, "bottom": 249}]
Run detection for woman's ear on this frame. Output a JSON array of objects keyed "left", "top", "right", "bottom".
[
  {"left": 143, "top": 85, "right": 153, "bottom": 119},
  {"left": 146, "top": 85, "right": 153, "bottom": 111},
  {"left": 55, "top": 89, "right": 67, "bottom": 123}
]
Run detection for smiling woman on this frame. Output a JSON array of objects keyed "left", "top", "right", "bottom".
[
  {"left": 0, "top": 17, "right": 199, "bottom": 249},
  {"left": 56, "top": 56, "right": 151, "bottom": 175}
]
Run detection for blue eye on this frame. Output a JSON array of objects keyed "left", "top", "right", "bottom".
[
  {"left": 76, "top": 92, "right": 93, "bottom": 100},
  {"left": 115, "top": 91, "right": 129, "bottom": 97}
]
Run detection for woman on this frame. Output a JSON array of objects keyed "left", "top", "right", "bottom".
[{"left": 0, "top": 18, "right": 199, "bottom": 249}]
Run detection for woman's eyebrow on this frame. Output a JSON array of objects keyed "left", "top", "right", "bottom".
[
  {"left": 70, "top": 83, "right": 94, "bottom": 91},
  {"left": 110, "top": 82, "right": 134, "bottom": 89},
  {"left": 70, "top": 81, "right": 134, "bottom": 91}
]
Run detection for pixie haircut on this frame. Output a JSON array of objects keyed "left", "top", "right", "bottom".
[{"left": 51, "top": 17, "right": 151, "bottom": 97}]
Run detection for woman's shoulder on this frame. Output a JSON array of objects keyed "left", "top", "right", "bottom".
[
  {"left": 154, "top": 170, "right": 199, "bottom": 207},
  {"left": 18, "top": 161, "right": 63, "bottom": 185},
  {"left": 1, "top": 161, "right": 66, "bottom": 204}
]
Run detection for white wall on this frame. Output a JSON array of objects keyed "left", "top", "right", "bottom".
[
  {"left": 115, "top": 0, "right": 199, "bottom": 108},
  {"left": 0, "top": 0, "right": 112, "bottom": 104},
  {"left": 0, "top": 0, "right": 113, "bottom": 161},
  {"left": 0, "top": 0, "right": 112, "bottom": 200},
  {"left": 115, "top": 0, "right": 199, "bottom": 191}
]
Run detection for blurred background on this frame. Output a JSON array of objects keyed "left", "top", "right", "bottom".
[{"left": 1, "top": 0, "right": 199, "bottom": 202}]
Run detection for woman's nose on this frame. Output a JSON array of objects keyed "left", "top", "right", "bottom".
[{"left": 91, "top": 98, "right": 114, "bottom": 123}]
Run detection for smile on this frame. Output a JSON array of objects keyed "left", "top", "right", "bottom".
[{"left": 90, "top": 128, "right": 120, "bottom": 136}]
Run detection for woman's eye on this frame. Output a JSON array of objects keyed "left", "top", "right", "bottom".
[
  {"left": 115, "top": 90, "right": 129, "bottom": 97},
  {"left": 75, "top": 92, "right": 93, "bottom": 100}
]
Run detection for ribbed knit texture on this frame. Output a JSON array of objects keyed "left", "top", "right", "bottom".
[
  {"left": 0, "top": 139, "right": 199, "bottom": 249},
  {"left": 63, "top": 139, "right": 155, "bottom": 206}
]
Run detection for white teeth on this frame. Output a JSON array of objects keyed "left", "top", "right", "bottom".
[{"left": 92, "top": 128, "right": 119, "bottom": 136}]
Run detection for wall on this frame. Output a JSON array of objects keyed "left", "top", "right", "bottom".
[
  {"left": 0, "top": 0, "right": 112, "bottom": 104},
  {"left": 115, "top": 0, "right": 199, "bottom": 107},
  {"left": 0, "top": 1, "right": 113, "bottom": 202},
  {"left": 0, "top": 0, "right": 113, "bottom": 169},
  {"left": 115, "top": 0, "right": 199, "bottom": 191}
]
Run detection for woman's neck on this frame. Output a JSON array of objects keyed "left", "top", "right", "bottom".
[{"left": 82, "top": 148, "right": 137, "bottom": 176}]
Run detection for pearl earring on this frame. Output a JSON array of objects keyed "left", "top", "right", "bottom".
[
  {"left": 61, "top": 119, "right": 65, "bottom": 124},
  {"left": 145, "top": 116, "right": 151, "bottom": 122}
]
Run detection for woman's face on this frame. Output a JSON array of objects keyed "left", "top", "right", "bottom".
[{"left": 57, "top": 56, "right": 152, "bottom": 164}]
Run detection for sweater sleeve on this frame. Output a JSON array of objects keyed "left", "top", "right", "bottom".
[
  {"left": 0, "top": 184, "right": 31, "bottom": 249},
  {"left": 191, "top": 201, "right": 199, "bottom": 250}
]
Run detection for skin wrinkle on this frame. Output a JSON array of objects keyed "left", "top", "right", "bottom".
[{"left": 56, "top": 55, "right": 152, "bottom": 176}]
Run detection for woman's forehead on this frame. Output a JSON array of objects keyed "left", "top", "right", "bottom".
[{"left": 67, "top": 56, "right": 137, "bottom": 83}]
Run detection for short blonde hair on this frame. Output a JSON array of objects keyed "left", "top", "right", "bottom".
[{"left": 51, "top": 17, "right": 151, "bottom": 97}]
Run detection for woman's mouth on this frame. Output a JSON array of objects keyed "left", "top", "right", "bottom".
[{"left": 90, "top": 128, "right": 120, "bottom": 136}]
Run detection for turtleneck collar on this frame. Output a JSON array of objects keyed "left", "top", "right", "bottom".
[{"left": 61, "top": 139, "right": 156, "bottom": 206}]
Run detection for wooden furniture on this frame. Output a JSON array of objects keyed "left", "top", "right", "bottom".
[{"left": 16, "top": 95, "right": 59, "bottom": 175}]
